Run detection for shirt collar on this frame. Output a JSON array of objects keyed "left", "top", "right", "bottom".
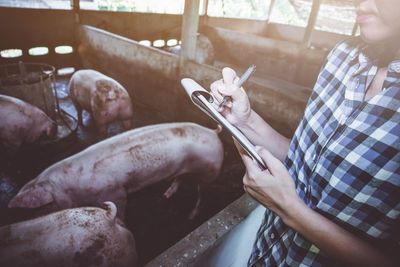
[{"left": 352, "top": 42, "right": 400, "bottom": 77}]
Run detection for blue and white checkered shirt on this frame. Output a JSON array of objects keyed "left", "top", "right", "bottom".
[{"left": 248, "top": 37, "right": 400, "bottom": 266}]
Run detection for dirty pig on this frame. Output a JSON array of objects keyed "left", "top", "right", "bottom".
[
  {"left": 166, "top": 33, "right": 215, "bottom": 65},
  {"left": 0, "top": 202, "right": 138, "bottom": 267},
  {"left": 68, "top": 69, "right": 133, "bottom": 138},
  {"left": 0, "top": 94, "right": 57, "bottom": 152},
  {"left": 9, "top": 122, "right": 224, "bottom": 219}
]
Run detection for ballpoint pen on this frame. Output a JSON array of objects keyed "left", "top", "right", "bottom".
[{"left": 218, "top": 64, "right": 256, "bottom": 109}]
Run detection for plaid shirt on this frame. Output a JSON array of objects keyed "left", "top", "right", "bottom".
[{"left": 248, "top": 37, "right": 400, "bottom": 266}]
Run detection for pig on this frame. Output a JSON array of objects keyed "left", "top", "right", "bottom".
[
  {"left": 8, "top": 122, "right": 224, "bottom": 220},
  {"left": 0, "top": 202, "right": 138, "bottom": 267},
  {"left": 166, "top": 34, "right": 215, "bottom": 65},
  {"left": 68, "top": 69, "right": 133, "bottom": 138},
  {"left": 0, "top": 94, "right": 57, "bottom": 152}
]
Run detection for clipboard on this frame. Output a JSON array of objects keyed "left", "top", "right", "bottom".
[{"left": 181, "top": 78, "right": 267, "bottom": 170}]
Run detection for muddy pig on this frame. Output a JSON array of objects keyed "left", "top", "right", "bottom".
[
  {"left": 68, "top": 69, "right": 133, "bottom": 138},
  {"left": 166, "top": 34, "right": 215, "bottom": 65},
  {"left": 0, "top": 202, "right": 138, "bottom": 267},
  {"left": 0, "top": 94, "right": 57, "bottom": 152},
  {"left": 8, "top": 122, "right": 224, "bottom": 219}
]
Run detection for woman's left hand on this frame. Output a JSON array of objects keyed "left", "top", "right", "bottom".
[{"left": 241, "top": 146, "right": 300, "bottom": 217}]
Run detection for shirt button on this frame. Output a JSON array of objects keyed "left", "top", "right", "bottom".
[
  {"left": 270, "top": 233, "right": 275, "bottom": 240},
  {"left": 312, "top": 154, "right": 316, "bottom": 160},
  {"left": 390, "top": 62, "right": 400, "bottom": 73},
  {"left": 339, "top": 114, "right": 346, "bottom": 124}
]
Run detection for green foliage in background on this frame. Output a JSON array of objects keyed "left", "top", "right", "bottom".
[
  {"left": 95, "top": 0, "right": 185, "bottom": 13},
  {"left": 94, "top": 0, "right": 355, "bottom": 34},
  {"left": 207, "top": 0, "right": 270, "bottom": 19}
]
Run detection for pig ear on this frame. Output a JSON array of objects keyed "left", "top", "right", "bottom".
[
  {"left": 8, "top": 183, "right": 53, "bottom": 208},
  {"left": 103, "top": 201, "right": 117, "bottom": 220}
]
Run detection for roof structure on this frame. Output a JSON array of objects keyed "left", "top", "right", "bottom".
[{"left": 289, "top": 0, "right": 357, "bottom": 34}]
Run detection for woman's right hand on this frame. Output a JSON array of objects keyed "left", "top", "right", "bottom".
[{"left": 210, "top": 67, "right": 251, "bottom": 127}]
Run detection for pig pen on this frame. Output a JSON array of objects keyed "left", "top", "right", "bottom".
[
  {"left": 0, "top": 23, "right": 316, "bottom": 266},
  {"left": 0, "top": 74, "right": 245, "bottom": 265}
]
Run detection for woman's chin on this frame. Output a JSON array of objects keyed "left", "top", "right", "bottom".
[{"left": 359, "top": 27, "right": 399, "bottom": 45}]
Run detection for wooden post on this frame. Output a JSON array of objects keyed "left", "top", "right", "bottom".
[
  {"left": 351, "top": 22, "right": 359, "bottom": 36},
  {"left": 303, "top": 0, "right": 322, "bottom": 48},
  {"left": 179, "top": 0, "right": 201, "bottom": 74},
  {"left": 295, "top": 0, "right": 322, "bottom": 85},
  {"left": 266, "top": 0, "right": 276, "bottom": 22},
  {"left": 71, "top": 0, "right": 80, "bottom": 23},
  {"left": 71, "top": 0, "right": 80, "bottom": 71},
  {"left": 202, "top": 0, "right": 209, "bottom": 16}
]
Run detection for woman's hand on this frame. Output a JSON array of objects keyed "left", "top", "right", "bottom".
[
  {"left": 210, "top": 67, "right": 251, "bottom": 127},
  {"left": 241, "top": 146, "right": 300, "bottom": 217}
]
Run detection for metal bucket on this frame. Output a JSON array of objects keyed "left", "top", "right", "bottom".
[
  {"left": 0, "top": 62, "right": 57, "bottom": 119},
  {"left": 0, "top": 62, "right": 77, "bottom": 145}
]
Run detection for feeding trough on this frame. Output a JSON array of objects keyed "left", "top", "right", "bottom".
[{"left": 0, "top": 62, "right": 77, "bottom": 147}]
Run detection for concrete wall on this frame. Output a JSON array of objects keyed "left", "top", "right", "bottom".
[
  {"left": 0, "top": 7, "right": 77, "bottom": 69},
  {"left": 201, "top": 25, "right": 326, "bottom": 87},
  {"left": 79, "top": 10, "right": 183, "bottom": 43},
  {"left": 145, "top": 194, "right": 260, "bottom": 267},
  {"left": 202, "top": 16, "right": 347, "bottom": 49},
  {"left": 0, "top": 7, "right": 344, "bottom": 84},
  {"left": 78, "top": 25, "right": 310, "bottom": 139}
]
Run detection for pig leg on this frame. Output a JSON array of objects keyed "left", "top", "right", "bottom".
[
  {"left": 77, "top": 108, "right": 83, "bottom": 126},
  {"left": 71, "top": 99, "right": 83, "bottom": 126},
  {"left": 188, "top": 184, "right": 202, "bottom": 220},
  {"left": 163, "top": 178, "right": 181, "bottom": 199},
  {"left": 122, "top": 119, "right": 132, "bottom": 131}
]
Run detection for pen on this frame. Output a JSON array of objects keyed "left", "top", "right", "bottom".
[{"left": 218, "top": 64, "right": 256, "bottom": 109}]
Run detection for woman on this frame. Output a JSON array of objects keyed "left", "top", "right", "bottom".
[{"left": 210, "top": 0, "right": 400, "bottom": 265}]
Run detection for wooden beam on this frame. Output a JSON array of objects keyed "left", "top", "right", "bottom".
[
  {"left": 303, "top": 0, "right": 322, "bottom": 48},
  {"left": 71, "top": 0, "right": 80, "bottom": 23},
  {"left": 267, "top": 0, "right": 276, "bottom": 22},
  {"left": 179, "top": 0, "right": 201, "bottom": 73},
  {"left": 202, "top": 0, "right": 209, "bottom": 16},
  {"left": 71, "top": 0, "right": 80, "bottom": 11},
  {"left": 351, "top": 22, "right": 359, "bottom": 36}
]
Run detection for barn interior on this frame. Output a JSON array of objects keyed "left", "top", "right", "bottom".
[{"left": 0, "top": 0, "right": 358, "bottom": 266}]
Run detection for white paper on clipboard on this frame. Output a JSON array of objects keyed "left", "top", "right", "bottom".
[{"left": 181, "top": 78, "right": 267, "bottom": 170}]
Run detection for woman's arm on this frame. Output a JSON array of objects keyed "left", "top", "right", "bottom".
[
  {"left": 241, "top": 147, "right": 395, "bottom": 267},
  {"left": 236, "top": 109, "right": 290, "bottom": 162}
]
